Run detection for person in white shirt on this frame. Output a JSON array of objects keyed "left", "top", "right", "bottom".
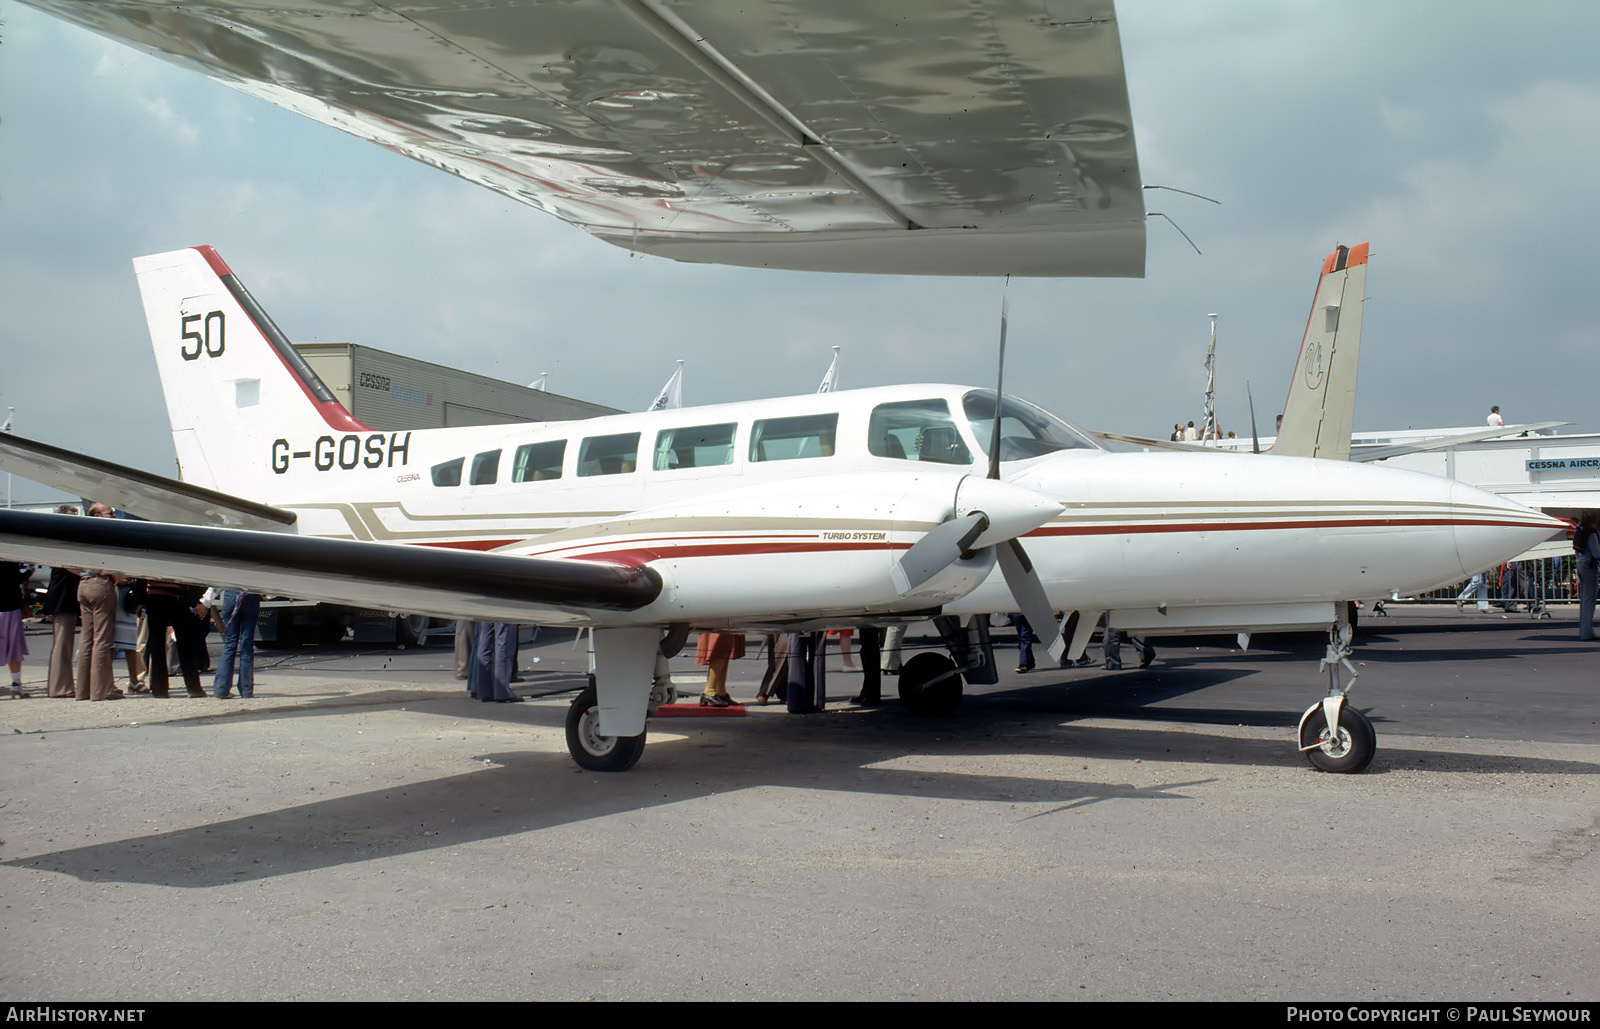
[{"left": 1487, "top": 405, "right": 1504, "bottom": 427}]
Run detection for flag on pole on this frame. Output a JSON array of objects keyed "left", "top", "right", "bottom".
[
  {"left": 1201, "top": 314, "right": 1218, "bottom": 441},
  {"left": 817, "top": 346, "right": 840, "bottom": 393},
  {"left": 648, "top": 361, "right": 683, "bottom": 411}
]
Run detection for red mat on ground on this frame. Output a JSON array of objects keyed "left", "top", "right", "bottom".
[{"left": 655, "top": 702, "right": 747, "bottom": 717}]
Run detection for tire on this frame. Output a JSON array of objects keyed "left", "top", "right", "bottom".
[
  {"left": 565, "top": 684, "right": 647, "bottom": 772},
  {"left": 396, "top": 615, "right": 430, "bottom": 649},
  {"left": 1300, "top": 704, "right": 1376, "bottom": 774},
  {"left": 897, "top": 652, "right": 963, "bottom": 717}
]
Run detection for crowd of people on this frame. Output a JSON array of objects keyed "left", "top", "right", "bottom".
[{"left": 3, "top": 503, "right": 262, "bottom": 701}]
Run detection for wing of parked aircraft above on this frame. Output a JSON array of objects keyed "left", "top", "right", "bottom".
[
  {"left": 18, "top": 0, "right": 1145, "bottom": 277},
  {"left": 0, "top": 510, "right": 661, "bottom": 624},
  {"left": 0, "top": 431, "right": 297, "bottom": 530}
]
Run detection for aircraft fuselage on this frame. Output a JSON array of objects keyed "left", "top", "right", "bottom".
[{"left": 235, "top": 383, "right": 1558, "bottom": 630}]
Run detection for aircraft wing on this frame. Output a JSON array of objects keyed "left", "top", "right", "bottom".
[
  {"left": 19, "top": 0, "right": 1145, "bottom": 277},
  {"left": 0, "top": 510, "right": 661, "bottom": 624},
  {"left": 0, "top": 431, "right": 296, "bottom": 530},
  {"left": 1090, "top": 431, "right": 1230, "bottom": 454},
  {"left": 1355, "top": 423, "right": 1569, "bottom": 463}
]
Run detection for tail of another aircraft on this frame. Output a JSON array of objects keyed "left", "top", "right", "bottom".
[
  {"left": 1271, "top": 243, "right": 1368, "bottom": 461},
  {"left": 133, "top": 246, "right": 370, "bottom": 497}
]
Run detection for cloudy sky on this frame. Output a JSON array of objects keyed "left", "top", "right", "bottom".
[{"left": 2, "top": 0, "right": 1597, "bottom": 504}]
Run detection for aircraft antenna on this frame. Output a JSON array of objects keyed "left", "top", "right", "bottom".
[
  {"left": 1143, "top": 184, "right": 1222, "bottom": 205},
  {"left": 1147, "top": 212, "right": 1204, "bottom": 256}
]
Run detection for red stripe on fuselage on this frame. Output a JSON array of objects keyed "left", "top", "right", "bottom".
[
  {"left": 390, "top": 514, "right": 1545, "bottom": 566},
  {"left": 1026, "top": 516, "right": 1546, "bottom": 537}
]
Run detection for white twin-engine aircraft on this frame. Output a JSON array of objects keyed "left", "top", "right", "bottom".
[{"left": 0, "top": 246, "right": 1562, "bottom": 775}]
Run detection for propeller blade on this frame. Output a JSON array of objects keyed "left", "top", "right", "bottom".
[
  {"left": 988, "top": 298, "right": 1008, "bottom": 480},
  {"left": 892, "top": 511, "right": 989, "bottom": 594},
  {"left": 997, "top": 538, "right": 1065, "bottom": 661},
  {"left": 1247, "top": 381, "right": 1261, "bottom": 455}
]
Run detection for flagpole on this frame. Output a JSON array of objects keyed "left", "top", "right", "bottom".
[
  {"left": 1202, "top": 314, "right": 1218, "bottom": 443},
  {"left": 3, "top": 407, "right": 12, "bottom": 509},
  {"left": 817, "top": 346, "right": 840, "bottom": 393}
]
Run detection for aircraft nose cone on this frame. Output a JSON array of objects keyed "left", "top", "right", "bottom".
[{"left": 1448, "top": 481, "right": 1566, "bottom": 576}]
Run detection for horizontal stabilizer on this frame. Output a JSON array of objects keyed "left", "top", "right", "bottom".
[
  {"left": 0, "top": 432, "right": 295, "bottom": 529},
  {"left": 0, "top": 511, "right": 661, "bottom": 624}
]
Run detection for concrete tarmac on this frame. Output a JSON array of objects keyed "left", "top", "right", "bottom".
[{"left": 2, "top": 607, "right": 1596, "bottom": 1002}]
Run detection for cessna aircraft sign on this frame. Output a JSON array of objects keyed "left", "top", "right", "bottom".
[{"left": 1526, "top": 456, "right": 1600, "bottom": 472}]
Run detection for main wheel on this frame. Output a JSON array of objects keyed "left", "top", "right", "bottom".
[
  {"left": 396, "top": 614, "right": 430, "bottom": 649},
  {"left": 898, "top": 652, "right": 963, "bottom": 717},
  {"left": 1300, "top": 704, "right": 1376, "bottom": 774},
  {"left": 565, "top": 684, "right": 647, "bottom": 772}
]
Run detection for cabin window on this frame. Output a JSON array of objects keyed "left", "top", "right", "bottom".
[
  {"left": 868, "top": 399, "right": 973, "bottom": 465},
  {"left": 469, "top": 449, "right": 501, "bottom": 486},
  {"left": 963, "top": 389, "right": 1100, "bottom": 461},
  {"left": 512, "top": 440, "right": 566, "bottom": 482},
  {"left": 578, "top": 432, "right": 640, "bottom": 476},
  {"left": 654, "top": 423, "right": 736, "bottom": 471},
  {"left": 750, "top": 413, "right": 838, "bottom": 462},
  {"left": 430, "top": 457, "right": 463, "bottom": 487}
]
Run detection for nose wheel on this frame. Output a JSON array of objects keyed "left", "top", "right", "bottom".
[
  {"left": 1298, "top": 702, "right": 1375, "bottom": 774},
  {"left": 1297, "top": 611, "right": 1376, "bottom": 773}
]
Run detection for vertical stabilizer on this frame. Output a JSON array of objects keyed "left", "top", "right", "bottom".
[
  {"left": 1271, "top": 243, "right": 1368, "bottom": 461},
  {"left": 133, "top": 247, "right": 369, "bottom": 496}
]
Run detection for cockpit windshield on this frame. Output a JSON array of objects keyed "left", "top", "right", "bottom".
[{"left": 963, "top": 390, "right": 1101, "bottom": 461}]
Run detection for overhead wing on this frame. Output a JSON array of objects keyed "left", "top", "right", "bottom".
[
  {"left": 19, "top": 0, "right": 1145, "bottom": 277},
  {"left": 1356, "top": 423, "right": 1568, "bottom": 463},
  {"left": 0, "top": 511, "right": 660, "bottom": 624},
  {"left": 0, "top": 431, "right": 296, "bottom": 530}
]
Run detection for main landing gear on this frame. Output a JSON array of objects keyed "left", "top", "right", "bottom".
[
  {"left": 897, "top": 652, "right": 964, "bottom": 716},
  {"left": 1297, "top": 610, "right": 1376, "bottom": 773},
  {"left": 563, "top": 627, "right": 673, "bottom": 772},
  {"left": 566, "top": 681, "right": 647, "bottom": 772}
]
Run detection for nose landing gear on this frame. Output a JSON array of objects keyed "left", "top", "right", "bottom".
[{"left": 1297, "top": 611, "right": 1375, "bottom": 773}]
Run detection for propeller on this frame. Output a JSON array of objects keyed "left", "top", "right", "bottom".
[
  {"left": 1247, "top": 381, "right": 1261, "bottom": 454},
  {"left": 892, "top": 297, "right": 1069, "bottom": 660}
]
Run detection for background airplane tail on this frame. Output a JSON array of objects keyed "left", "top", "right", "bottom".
[
  {"left": 133, "top": 246, "right": 369, "bottom": 496},
  {"left": 1271, "top": 243, "right": 1368, "bottom": 460}
]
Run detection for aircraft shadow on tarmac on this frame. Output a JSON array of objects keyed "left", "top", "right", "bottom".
[
  {"left": 10, "top": 672, "right": 1600, "bottom": 888},
  {"left": 5, "top": 727, "right": 1221, "bottom": 888}
]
